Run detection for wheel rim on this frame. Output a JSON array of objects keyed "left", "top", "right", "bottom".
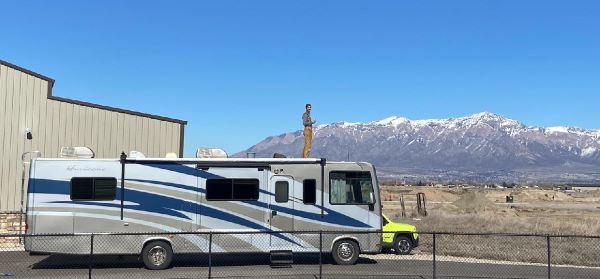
[
  {"left": 397, "top": 239, "right": 411, "bottom": 253},
  {"left": 337, "top": 242, "right": 355, "bottom": 261},
  {"left": 147, "top": 246, "right": 167, "bottom": 266}
]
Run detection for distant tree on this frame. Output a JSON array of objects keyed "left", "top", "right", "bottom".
[
  {"left": 416, "top": 180, "right": 425, "bottom": 186},
  {"left": 502, "top": 182, "right": 509, "bottom": 188}
]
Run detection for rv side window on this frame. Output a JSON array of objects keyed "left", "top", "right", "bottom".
[
  {"left": 70, "top": 177, "right": 117, "bottom": 200},
  {"left": 206, "top": 179, "right": 260, "bottom": 200},
  {"left": 303, "top": 179, "right": 317, "bottom": 204},
  {"left": 329, "top": 171, "right": 374, "bottom": 205},
  {"left": 275, "top": 181, "right": 289, "bottom": 203}
]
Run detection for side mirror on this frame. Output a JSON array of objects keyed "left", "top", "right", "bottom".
[{"left": 369, "top": 192, "right": 376, "bottom": 211}]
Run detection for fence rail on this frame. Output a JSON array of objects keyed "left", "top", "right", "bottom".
[{"left": 1, "top": 230, "right": 599, "bottom": 279}]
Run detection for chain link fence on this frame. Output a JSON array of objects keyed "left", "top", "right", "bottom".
[{"left": 1, "top": 231, "right": 599, "bottom": 279}]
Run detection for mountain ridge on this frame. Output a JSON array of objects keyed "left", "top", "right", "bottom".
[{"left": 236, "top": 112, "right": 600, "bottom": 184}]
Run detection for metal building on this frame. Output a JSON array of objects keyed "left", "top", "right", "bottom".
[{"left": 0, "top": 60, "right": 187, "bottom": 212}]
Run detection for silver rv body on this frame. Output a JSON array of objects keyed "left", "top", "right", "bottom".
[{"left": 25, "top": 157, "right": 382, "bottom": 263}]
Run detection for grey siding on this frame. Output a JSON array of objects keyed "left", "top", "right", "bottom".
[{"left": 0, "top": 63, "right": 186, "bottom": 211}]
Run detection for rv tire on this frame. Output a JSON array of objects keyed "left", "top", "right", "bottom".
[
  {"left": 331, "top": 239, "right": 359, "bottom": 265},
  {"left": 142, "top": 241, "right": 173, "bottom": 270}
]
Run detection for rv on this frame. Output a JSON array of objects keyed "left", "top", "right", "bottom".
[{"left": 25, "top": 155, "right": 382, "bottom": 269}]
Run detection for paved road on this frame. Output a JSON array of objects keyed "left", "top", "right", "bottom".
[{"left": 1, "top": 251, "right": 599, "bottom": 279}]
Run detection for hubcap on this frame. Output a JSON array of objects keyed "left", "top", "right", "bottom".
[
  {"left": 337, "top": 242, "right": 355, "bottom": 260},
  {"left": 148, "top": 246, "right": 167, "bottom": 266},
  {"left": 397, "top": 240, "right": 410, "bottom": 253}
]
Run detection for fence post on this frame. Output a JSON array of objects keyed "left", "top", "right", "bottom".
[
  {"left": 18, "top": 212, "right": 23, "bottom": 245},
  {"left": 89, "top": 234, "right": 94, "bottom": 279},
  {"left": 432, "top": 233, "right": 437, "bottom": 279},
  {"left": 547, "top": 235, "right": 551, "bottom": 279},
  {"left": 319, "top": 230, "right": 323, "bottom": 279},
  {"left": 208, "top": 232, "right": 213, "bottom": 279}
]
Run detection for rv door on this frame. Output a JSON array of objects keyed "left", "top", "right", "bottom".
[{"left": 269, "top": 175, "right": 295, "bottom": 248}]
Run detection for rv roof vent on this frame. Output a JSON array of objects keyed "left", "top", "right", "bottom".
[
  {"left": 60, "top": 147, "right": 95, "bottom": 159},
  {"left": 196, "top": 148, "right": 228, "bottom": 158},
  {"left": 129, "top": 151, "right": 146, "bottom": 159},
  {"left": 165, "top": 152, "right": 178, "bottom": 158}
]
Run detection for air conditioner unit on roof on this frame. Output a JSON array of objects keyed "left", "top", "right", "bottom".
[
  {"left": 60, "top": 147, "right": 95, "bottom": 159},
  {"left": 196, "top": 148, "right": 228, "bottom": 158},
  {"left": 129, "top": 151, "right": 146, "bottom": 159},
  {"left": 165, "top": 152, "right": 177, "bottom": 158}
]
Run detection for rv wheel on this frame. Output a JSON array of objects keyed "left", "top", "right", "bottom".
[
  {"left": 332, "top": 239, "right": 359, "bottom": 265},
  {"left": 142, "top": 241, "right": 173, "bottom": 270},
  {"left": 394, "top": 236, "right": 413, "bottom": 255}
]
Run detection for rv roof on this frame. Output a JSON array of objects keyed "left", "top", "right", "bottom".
[
  {"left": 128, "top": 157, "right": 324, "bottom": 164},
  {"left": 33, "top": 157, "right": 371, "bottom": 168},
  {"left": 35, "top": 157, "right": 324, "bottom": 164}
]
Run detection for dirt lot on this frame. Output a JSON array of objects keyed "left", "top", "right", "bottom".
[
  {"left": 382, "top": 185, "right": 600, "bottom": 235},
  {"left": 382, "top": 185, "right": 600, "bottom": 266}
]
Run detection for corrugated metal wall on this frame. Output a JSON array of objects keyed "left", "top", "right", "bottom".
[{"left": 0, "top": 63, "right": 184, "bottom": 211}]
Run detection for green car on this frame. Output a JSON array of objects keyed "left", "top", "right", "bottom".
[{"left": 382, "top": 214, "right": 419, "bottom": 255}]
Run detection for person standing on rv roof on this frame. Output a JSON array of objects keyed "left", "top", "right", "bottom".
[{"left": 302, "top": 103, "right": 316, "bottom": 158}]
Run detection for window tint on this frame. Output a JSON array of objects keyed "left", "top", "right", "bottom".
[
  {"left": 71, "top": 177, "right": 117, "bottom": 200},
  {"left": 275, "top": 181, "right": 289, "bottom": 203},
  {"left": 303, "top": 179, "right": 317, "bottom": 204},
  {"left": 329, "top": 172, "right": 374, "bottom": 205},
  {"left": 233, "top": 179, "right": 259, "bottom": 200},
  {"left": 206, "top": 179, "right": 259, "bottom": 200},
  {"left": 206, "top": 179, "right": 232, "bottom": 200},
  {"left": 71, "top": 178, "right": 94, "bottom": 200}
]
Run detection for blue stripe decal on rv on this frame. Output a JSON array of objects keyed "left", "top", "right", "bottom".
[
  {"left": 126, "top": 178, "right": 275, "bottom": 197},
  {"left": 242, "top": 201, "right": 371, "bottom": 228},
  {"left": 31, "top": 179, "right": 302, "bottom": 244},
  {"left": 141, "top": 163, "right": 222, "bottom": 178},
  {"left": 127, "top": 179, "right": 199, "bottom": 193},
  {"left": 139, "top": 164, "right": 275, "bottom": 197},
  {"left": 123, "top": 179, "right": 367, "bottom": 227},
  {"left": 35, "top": 180, "right": 295, "bottom": 235},
  {"left": 32, "top": 178, "right": 370, "bottom": 228}
]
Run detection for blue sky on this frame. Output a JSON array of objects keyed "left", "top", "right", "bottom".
[{"left": 2, "top": 1, "right": 599, "bottom": 156}]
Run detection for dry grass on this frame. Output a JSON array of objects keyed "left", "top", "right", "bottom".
[
  {"left": 413, "top": 211, "right": 600, "bottom": 266},
  {"left": 413, "top": 234, "right": 600, "bottom": 267},
  {"left": 382, "top": 186, "right": 600, "bottom": 235},
  {"left": 415, "top": 211, "right": 600, "bottom": 235},
  {"left": 382, "top": 186, "right": 600, "bottom": 266}
]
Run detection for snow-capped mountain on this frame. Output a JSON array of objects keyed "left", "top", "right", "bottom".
[{"left": 237, "top": 112, "right": 600, "bottom": 183}]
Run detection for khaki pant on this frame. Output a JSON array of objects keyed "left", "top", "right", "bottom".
[{"left": 302, "top": 126, "right": 313, "bottom": 158}]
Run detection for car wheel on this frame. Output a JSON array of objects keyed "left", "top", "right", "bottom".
[
  {"left": 331, "top": 239, "right": 359, "bottom": 265},
  {"left": 142, "top": 241, "right": 173, "bottom": 270},
  {"left": 394, "top": 236, "right": 413, "bottom": 255}
]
